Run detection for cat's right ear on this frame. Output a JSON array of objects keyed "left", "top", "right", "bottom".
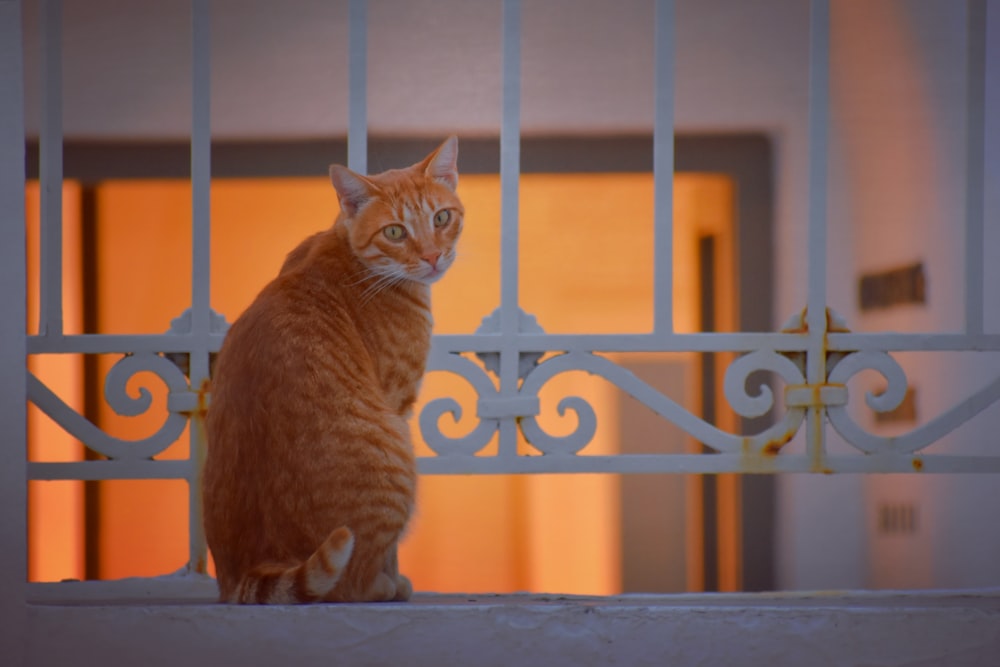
[{"left": 329, "top": 165, "right": 377, "bottom": 218}]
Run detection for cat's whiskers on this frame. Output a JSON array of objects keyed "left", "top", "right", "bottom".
[
  {"left": 360, "top": 279, "right": 402, "bottom": 306},
  {"left": 356, "top": 273, "right": 392, "bottom": 302},
  {"left": 343, "top": 267, "right": 378, "bottom": 288},
  {"left": 358, "top": 268, "right": 409, "bottom": 305}
]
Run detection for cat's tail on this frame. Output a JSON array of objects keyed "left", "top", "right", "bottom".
[{"left": 228, "top": 526, "right": 354, "bottom": 604}]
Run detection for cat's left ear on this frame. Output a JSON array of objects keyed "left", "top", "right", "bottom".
[
  {"left": 420, "top": 135, "right": 459, "bottom": 191},
  {"left": 329, "top": 164, "right": 378, "bottom": 218}
]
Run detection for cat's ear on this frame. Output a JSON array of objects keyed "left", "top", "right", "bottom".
[
  {"left": 419, "top": 135, "right": 459, "bottom": 191},
  {"left": 329, "top": 165, "right": 377, "bottom": 217}
]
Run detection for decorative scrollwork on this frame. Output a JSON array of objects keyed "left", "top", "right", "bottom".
[
  {"left": 28, "top": 351, "right": 192, "bottom": 460},
  {"left": 163, "top": 307, "right": 230, "bottom": 377},
  {"left": 825, "top": 350, "right": 911, "bottom": 454},
  {"left": 515, "top": 352, "right": 601, "bottom": 455},
  {"left": 722, "top": 349, "right": 810, "bottom": 454},
  {"left": 517, "top": 351, "right": 807, "bottom": 456},
  {"left": 723, "top": 349, "right": 806, "bottom": 418},
  {"left": 827, "top": 351, "right": 1000, "bottom": 455},
  {"left": 419, "top": 353, "right": 499, "bottom": 456},
  {"left": 474, "top": 306, "right": 545, "bottom": 380}
]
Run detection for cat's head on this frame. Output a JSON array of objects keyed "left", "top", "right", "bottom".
[{"left": 329, "top": 136, "right": 464, "bottom": 285}]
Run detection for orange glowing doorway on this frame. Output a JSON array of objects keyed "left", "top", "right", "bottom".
[
  {"left": 28, "top": 157, "right": 754, "bottom": 594},
  {"left": 25, "top": 181, "right": 86, "bottom": 583}
]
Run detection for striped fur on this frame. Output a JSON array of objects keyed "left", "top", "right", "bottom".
[
  {"left": 203, "top": 138, "right": 463, "bottom": 604},
  {"left": 229, "top": 526, "right": 354, "bottom": 604}
]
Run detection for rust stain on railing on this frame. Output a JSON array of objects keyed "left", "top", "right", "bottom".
[
  {"left": 739, "top": 416, "right": 801, "bottom": 472},
  {"left": 179, "top": 377, "right": 211, "bottom": 421},
  {"left": 762, "top": 440, "right": 784, "bottom": 457},
  {"left": 180, "top": 378, "right": 211, "bottom": 575},
  {"left": 775, "top": 307, "right": 854, "bottom": 474}
]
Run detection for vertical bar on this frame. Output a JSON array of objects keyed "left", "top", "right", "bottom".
[
  {"left": 0, "top": 0, "right": 29, "bottom": 661},
  {"left": 348, "top": 0, "right": 367, "bottom": 174},
  {"left": 806, "top": 0, "right": 830, "bottom": 337},
  {"left": 805, "top": 0, "right": 830, "bottom": 466},
  {"left": 987, "top": 2, "right": 1000, "bottom": 337},
  {"left": 965, "top": 0, "right": 987, "bottom": 335},
  {"left": 190, "top": 0, "right": 211, "bottom": 342},
  {"left": 39, "top": 0, "right": 63, "bottom": 336},
  {"left": 498, "top": 0, "right": 521, "bottom": 458},
  {"left": 698, "top": 237, "right": 718, "bottom": 590},
  {"left": 188, "top": 0, "right": 211, "bottom": 573},
  {"left": 500, "top": 0, "right": 520, "bottom": 329},
  {"left": 653, "top": 0, "right": 675, "bottom": 335}
]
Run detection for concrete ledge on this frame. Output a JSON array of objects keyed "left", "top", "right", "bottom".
[{"left": 27, "top": 591, "right": 1000, "bottom": 667}]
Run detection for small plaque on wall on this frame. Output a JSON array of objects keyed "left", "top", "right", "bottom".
[{"left": 858, "top": 262, "right": 926, "bottom": 311}]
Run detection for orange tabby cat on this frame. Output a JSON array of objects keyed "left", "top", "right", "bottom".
[{"left": 203, "top": 137, "right": 463, "bottom": 603}]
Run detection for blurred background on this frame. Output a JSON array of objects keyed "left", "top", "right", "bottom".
[{"left": 21, "top": 0, "right": 1000, "bottom": 594}]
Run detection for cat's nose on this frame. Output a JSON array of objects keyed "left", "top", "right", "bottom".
[{"left": 422, "top": 252, "right": 441, "bottom": 269}]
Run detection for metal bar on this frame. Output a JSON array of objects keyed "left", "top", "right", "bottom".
[
  {"left": 988, "top": 5, "right": 1000, "bottom": 340},
  {"left": 515, "top": 331, "right": 1000, "bottom": 353},
  {"left": 27, "top": 332, "right": 229, "bottom": 354},
  {"left": 497, "top": 0, "right": 522, "bottom": 459},
  {"left": 29, "top": 460, "right": 192, "bottom": 481},
  {"left": 805, "top": 0, "right": 831, "bottom": 469},
  {"left": 439, "top": 332, "right": 1000, "bottom": 354},
  {"left": 39, "top": 0, "right": 63, "bottom": 337},
  {"left": 348, "top": 0, "right": 367, "bottom": 174},
  {"left": 190, "top": 0, "right": 211, "bottom": 342},
  {"left": 0, "top": 0, "right": 28, "bottom": 659},
  {"left": 188, "top": 0, "right": 212, "bottom": 574},
  {"left": 827, "top": 332, "right": 1000, "bottom": 351},
  {"left": 433, "top": 332, "right": 809, "bottom": 354},
  {"left": 965, "top": 0, "right": 987, "bottom": 335},
  {"left": 500, "top": 0, "right": 521, "bottom": 326},
  {"left": 416, "top": 454, "right": 1000, "bottom": 475},
  {"left": 806, "top": 0, "right": 830, "bottom": 336},
  {"left": 27, "top": 577, "right": 217, "bottom": 603},
  {"left": 26, "top": 331, "right": 1000, "bottom": 357},
  {"left": 653, "top": 0, "right": 675, "bottom": 335}
]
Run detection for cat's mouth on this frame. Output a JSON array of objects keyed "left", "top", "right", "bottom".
[
  {"left": 416, "top": 267, "right": 446, "bottom": 284},
  {"left": 414, "top": 258, "right": 451, "bottom": 284}
]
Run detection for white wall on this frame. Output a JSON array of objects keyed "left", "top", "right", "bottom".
[
  {"left": 829, "top": 0, "right": 1000, "bottom": 590},
  {"left": 19, "top": 0, "right": 1000, "bottom": 591}
]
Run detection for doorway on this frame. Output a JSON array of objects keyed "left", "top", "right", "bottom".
[{"left": 26, "top": 134, "right": 774, "bottom": 592}]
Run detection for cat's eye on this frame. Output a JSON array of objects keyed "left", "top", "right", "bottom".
[
  {"left": 383, "top": 224, "right": 407, "bottom": 241},
  {"left": 433, "top": 209, "right": 452, "bottom": 228}
]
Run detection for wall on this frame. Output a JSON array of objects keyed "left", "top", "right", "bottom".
[
  {"left": 18, "top": 0, "right": 1000, "bottom": 591},
  {"left": 828, "top": 0, "right": 1000, "bottom": 590}
]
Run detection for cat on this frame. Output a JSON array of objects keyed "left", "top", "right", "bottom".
[{"left": 202, "top": 137, "right": 463, "bottom": 603}]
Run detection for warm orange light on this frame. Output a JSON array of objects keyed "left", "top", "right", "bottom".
[
  {"left": 25, "top": 180, "right": 86, "bottom": 582},
  {"left": 69, "top": 171, "right": 736, "bottom": 595}
]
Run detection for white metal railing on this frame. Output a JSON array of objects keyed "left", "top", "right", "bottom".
[
  {"left": 2, "top": 0, "right": 31, "bottom": 652},
  {"left": 11, "top": 0, "right": 1000, "bottom": 597}
]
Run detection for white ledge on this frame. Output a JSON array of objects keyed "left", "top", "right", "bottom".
[{"left": 26, "top": 590, "right": 1000, "bottom": 667}]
